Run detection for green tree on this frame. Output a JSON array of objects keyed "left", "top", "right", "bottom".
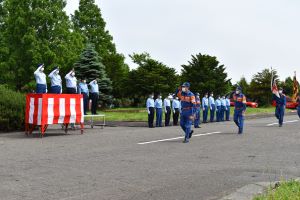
[
  {"left": 72, "top": 0, "right": 129, "bottom": 98},
  {"left": 181, "top": 54, "right": 231, "bottom": 96},
  {"left": 281, "top": 77, "right": 293, "bottom": 97},
  {"left": 74, "top": 43, "right": 113, "bottom": 106},
  {"left": 128, "top": 53, "right": 179, "bottom": 104},
  {"left": 248, "top": 68, "right": 279, "bottom": 106},
  {"left": 3, "top": 0, "right": 84, "bottom": 91}
]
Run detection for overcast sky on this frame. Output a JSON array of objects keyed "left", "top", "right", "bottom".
[{"left": 65, "top": 0, "right": 300, "bottom": 83}]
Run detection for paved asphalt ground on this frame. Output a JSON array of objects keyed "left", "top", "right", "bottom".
[{"left": 0, "top": 114, "right": 300, "bottom": 200}]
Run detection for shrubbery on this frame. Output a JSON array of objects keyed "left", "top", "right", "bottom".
[{"left": 0, "top": 85, "right": 25, "bottom": 131}]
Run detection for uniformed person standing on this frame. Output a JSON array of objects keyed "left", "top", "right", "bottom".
[
  {"left": 65, "top": 69, "right": 77, "bottom": 94},
  {"left": 215, "top": 95, "right": 221, "bottom": 122},
  {"left": 175, "top": 82, "right": 196, "bottom": 143},
  {"left": 202, "top": 93, "right": 209, "bottom": 123},
  {"left": 209, "top": 92, "right": 215, "bottom": 122},
  {"left": 164, "top": 95, "right": 172, "bottom": 126},
  {"left": 155, "top": 95, "right": 163, "bottom": 127},
  {"left": 172, "top": 96, "right": 181, "bottom": 126},
  {"left": 225, "top": 96, "right": 231, "bottom": 121},
  {"left": 48, "top": 67, "right": 62, "bottom": 94},
  {"left": 146, "top": 94, "right": 155, "bottom": 128},
  {"left": 220, "top": 95, "right": 226, "bottom": 121},
  {"left": 272, "top": 87, "right": 286, "bottom": 127},
  {"left": 194, "top": 93, "right": 201, "bottom": 128},
  {"left": 89, "top": 80, "right": 99, "bottom": 115},
  {"left": 233, "top": 87, "right": 247, "bottom": 134},
  {"left": 78, "top": 78, "right": 89, "bottom": 115},
  {"left": 34, "top": 64, "right": 47, "bottom": 94}
]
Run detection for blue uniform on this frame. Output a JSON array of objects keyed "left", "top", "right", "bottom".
[
  {"left": 233, "top": 93, "right": 246, "bottom": 134},
  {"left": 78, "top": 82, "right": 89, "bottom": 115},
  {"left": 155, "top": 99, "right": 163, "bottom": 127},
  {"left": 202, "top": 97, "right": 208, "bottom": 122},
  {"left": 209, "top": 96, "right": 215, "bottom": 122},
  {"left": 215, "top": 99, "right": 221, "bottom": 122},
  {"left": 194, "top": 97, "right": 201, "bottom": 128},
  {"left": 273, "top": 94, "right": 286, "bottom": 126},
  {"left": 221, "top": 98, "right": 226, "bottom": 121},
  {"left": 172, "top": 99, "right": 181, "bottom": 125},
  {"left": 225, "top": 98, "right": 231, "bottom": 121},
  {"left": 48, "top": 69, "right": 62, "bottom": 94},
  {"left": 146, "top": 98, "right": 155, "bottom": 128},
  {"left": 34, "top": 65, "right": 47, "bottom": 94},
  {"left": 176, "top": 89, "right": 196, "bottom": 141}
]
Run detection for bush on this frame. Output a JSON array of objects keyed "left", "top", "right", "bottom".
[{"left": 0, "top": 85, "right": 25, "bottom": 131}]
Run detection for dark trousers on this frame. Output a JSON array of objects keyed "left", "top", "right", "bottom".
[
  {"left": 173, "top": 108, "right": 179, "bottom": 125},
  {"left": 156, "top": 108, "right": 162, "bottom": 127},
  {"left": 91, "top": 93, "right": 99, "bottom": 114},
  {"left": 216, "top": 106, "right": 221, "bottom": 122},
  {"left": 226, "top": 106, "right": 230, "bottom": 121},
  {"left": 50, "top": 85, "right": 61, "bottom": 94},
  {"left": 275, "top": 106, "right": 285, "bottom": 125},
  {"left": 82, "top": 92, "right": 88, "bottom": 115},
  {"left": 36, "top": 84, "right": 47, "bottom": 94},
  {"left": 221, "top": 106, "right": 226, "bottom": 121},
  {"left": 210, "top": 104, "right": 215, "bottom": 122},
  {"left": 66, "top": 87, "right": 76, "bottom": 94},
  {"left": 203, "top": 105, "right": 208, "bottom": 122},
  {"left": 165, "top": 106, "right": 171, "bottom": 126},
  {"left": 194, "top": 109, "right": 200, "bottom": 128},
  {"left": 298, "top": 106, "right": 300, "bottom": 118},
  {"left": 234, "top": 109, "right": 244, "bottom": 133},
  {"left": 148, "top": 107, "right": 155, "bottom": 128}
]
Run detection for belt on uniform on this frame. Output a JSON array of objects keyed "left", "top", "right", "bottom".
[{"left": 182, "top": 107, "right": 193, "bottom": 110}]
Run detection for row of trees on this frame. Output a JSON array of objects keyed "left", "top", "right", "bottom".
[{"left": 0, "top": 0, "right": 297, "bottom": 107}]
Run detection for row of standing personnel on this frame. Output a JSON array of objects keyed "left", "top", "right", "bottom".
[
  {"left": 33, "top": 64, "right": 99, "bottom": 115},
  {"left": 146, "top": 92, "right": 232, "bottom": 128}
]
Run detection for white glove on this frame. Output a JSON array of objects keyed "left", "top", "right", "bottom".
[
  {"left": 148, "top": 110, "right": 150, "bottom": 114},
  {"left": 46, "top": 89, "right": 48, "bottom": 93},
  {"left": 210, "top": 107, "right": 212, "bottom": 110}
]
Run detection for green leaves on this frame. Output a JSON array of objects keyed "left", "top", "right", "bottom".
[{"left": 181, "top": 53, "right": 231, "bottom": 96}]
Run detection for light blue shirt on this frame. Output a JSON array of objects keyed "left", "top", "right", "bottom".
[
  {"left": 172, "top": 99, "right": 181, "bottom": 111},
  {"left": 209, "top": 96, "right": 215, "bottom": 107},
  {"left": 215, "top": 99, "right": 221, "bottom": 106},
  {"left": 34, "top": 66, "right": 47, "bottom": 85},
  {"left": 48, "top": 70, "right": 61, "bottom": 87},
  {"left": 221, "top": 98, "right": 226, "bottom": 106},
  {"left": 65, "top": 72, "right": 77, "bottom": 89},
  {"left": 155, "top": 99, "right": 163, "bottom": 108},
  {"left": 78, "top": 82, "right": 89, "bottom": 94},
  {"left": 202, "top": 97, "right": 208, "bottom": 108},
  {"left": 226, "top": 98, "right": 231, "bottom": 106},
  {"left": 89, "top": 81, "right": 99, "bottom": 93},
  {"left": 146, "top": 98, "right": 155, "bottom": 109}
]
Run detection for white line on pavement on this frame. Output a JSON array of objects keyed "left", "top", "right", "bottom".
[
  {"left": 266, "top": 120, "right": 299, "bottom": 126},
  {"left": 138, "top": 131, "right": 221, "bottom": 145}
]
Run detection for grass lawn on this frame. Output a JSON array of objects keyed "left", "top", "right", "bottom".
[
  {"left": 85, "top": 106, "right": 282, "bottom": 122},
  {"left": 253, "top": 180, "right": 300, "bottom": 200}
]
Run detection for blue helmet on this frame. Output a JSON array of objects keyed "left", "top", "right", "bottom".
[
  {"left": 182, "top": 82, "right": 190, "bottom": 87},
  {"left": 236, "top": 86, "right": 242, "bottom": 92}
]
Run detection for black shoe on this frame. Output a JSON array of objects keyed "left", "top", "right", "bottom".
[
  {"left": 279, "top": 124, "right": 282, "bottom": 127},
  {"left": 183, "top": 139, "right": 189, "bottom": 143},
  {"left": 194, "top": 126, "right": 201, "bottom": 128}
]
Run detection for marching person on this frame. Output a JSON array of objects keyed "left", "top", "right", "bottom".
[
  {"left": 202, "top": 93, "right": 209, "bottom": 123},
  {"left": 221, "top": 95, "right": 226, "bottom": 121},
  {"left": 48, "top": 67, "right": 62, "bottom": 94},
  {"left": 225, "top": 95, "right": 231, "bottom": 121},
  {"left": 297, "top": 95, "right": 300, "bottom": 118},
  {"left": 194, "top": 93, "right": 201, "bottom": 128},
  {"left": 233, "top": 86, "right": 247, "bottom": 134},
  {"left": 215, "top": 95, "right": 221, "bottom": 122},
  {"left": 146, "top": 93, "right": 155, "bottom": 128},
  {"left": 164, "top": 95, "right": 172, "bottom": 126},
  {"left": 155, "top": 95, "right": 163, "bottom": 127},
  {"left": 78, "top": 78, "right": 89, "bottom": 115},
  {"left": 34, "top": 64, "right": 47, "bottom": 94},
  {"left": 273, "top": 87, "right": 286, "bottom": 127},
  {"left": 65, "top": 69, "right": 77, "bottom": 94},
  {"left": 175, "top": 82, "right": 196, "bottom": 143},
  {"left": 209, "top": 92, "right": 215, "bottom": 122},
  {"left": 89, "top": 79, "right": 99, "bottom": 115},
  {"left": 172, "top": 96, "right": 181, "bottom": 126}
]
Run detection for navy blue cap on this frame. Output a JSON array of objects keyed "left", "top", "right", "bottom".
[{"left": 182, "top": 82, "right": 190, "bottom": 87}]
